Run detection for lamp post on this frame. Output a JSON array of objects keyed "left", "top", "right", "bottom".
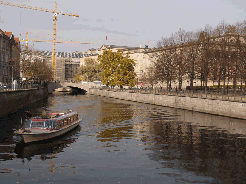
[
  {"left": 12, "top": 66, "right": 13, "bottom": 89},
  {"left": 11, "top": 65, "right": 13, "bottom": 90},
  {"left": 9, "top": 59, "right": 14, "bottom": 90}
]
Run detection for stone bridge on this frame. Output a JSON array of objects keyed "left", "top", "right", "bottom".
[{"left": 48, "top": 82, "right": 102, "bottom": 94}]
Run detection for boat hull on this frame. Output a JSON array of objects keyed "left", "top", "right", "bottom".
[{"left": 16, "top": 119, "right": 81, "bottom": 143}]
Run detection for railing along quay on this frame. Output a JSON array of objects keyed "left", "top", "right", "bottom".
[
  {"left": 0, "top": 83, "right": 44, "bottom": 92},
  {"left": 91, "top": 86, "right": 246, "bottom": 103}
]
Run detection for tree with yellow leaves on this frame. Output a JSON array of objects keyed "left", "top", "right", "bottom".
[{"left": 98, "top": 49, "right": 136, "bottom": 88}]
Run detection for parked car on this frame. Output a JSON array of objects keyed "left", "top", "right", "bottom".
[
  {"left": 93, "top": 81, "right": 102, "bottom": 85},
  {"left": 0, "top": 85, "right": 7, "bottom": 90}
]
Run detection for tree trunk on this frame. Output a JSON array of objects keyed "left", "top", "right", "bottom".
[
  {"left": 178, "top": 78, "right": 181, "bottom": 91},
  {"left": 190, "top": 76, "right": 194, "bottom": 91},
  {"left": 201, "top": 76, "right": 203, "bottom": 90},
  {"left": 166, "top": 80, "right": 169, "bottom": 91},
  {"left": 205, "top": 78, "right": 207, "bottom": 94},
  {"left": 169, "top": 80, "right": 172, "bottom": 91},
  {"left": 223, "top": 77, "right": 226, "bottom": 94},
  {"left": 218, "top": 77, "right": 220, "bottom": 90}
]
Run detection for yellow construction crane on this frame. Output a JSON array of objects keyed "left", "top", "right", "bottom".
[
  {"left": 20, "top": 32, "right": 92, "bottom": 51},
  {"left": 0, "top": 1, "right": 93, "bottom": 80},
  {"left": 20, "top": 32, "right": 33, "bottom": 50}
]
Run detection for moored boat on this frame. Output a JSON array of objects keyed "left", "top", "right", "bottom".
[{"left": 15, "top": 110, "right": 81, "bottom": 143}]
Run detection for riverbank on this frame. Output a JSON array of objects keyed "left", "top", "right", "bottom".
[
  {"left": 0, "top": 87, "right": 48, "bottom": 117},
  {"left": 89, "top": 88, "right": 246, "bottom": 120}
]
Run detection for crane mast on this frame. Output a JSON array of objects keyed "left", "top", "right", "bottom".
[
  {"left": 52, "top": 2, "right": 57, "bottom": 80},
  {"left": 25, "top": 32, "right": 29, "bottom": 50}
]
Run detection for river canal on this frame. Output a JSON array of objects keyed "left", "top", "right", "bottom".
[{"left": 0, "top": 94, "right": 246, "bottom": 184}]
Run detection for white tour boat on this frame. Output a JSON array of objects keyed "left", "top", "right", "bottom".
[{"left": 15, "top": 110, "right": 81, "bottom": 143}]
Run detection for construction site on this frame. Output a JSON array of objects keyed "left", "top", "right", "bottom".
[
  {"left": 0, "top": 1, "right": 94, "bottom": 85},
  {"left": 21, "top": 49, "right": 98, "bottom": 83}
]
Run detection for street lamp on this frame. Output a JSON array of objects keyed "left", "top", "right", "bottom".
[
  {"left": 9, "top": 59, "right": 14, "bottom": 90},
  {"left": 11, "top": 66, "right": 13, "bottom": 90}
]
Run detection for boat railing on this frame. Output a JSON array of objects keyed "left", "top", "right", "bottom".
[{"left": 23, "top": 112, "right": 79, "bottom": 130}]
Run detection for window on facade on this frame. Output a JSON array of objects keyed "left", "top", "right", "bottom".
[
  {"left": 6, "top": 53, "right": 8, "bottom": 62},
  {"left": 6, "top": 42, "right": 9, "bottom": 50},
  {"left": 2, "top": 53, "right": 5, "bottom": 62}
]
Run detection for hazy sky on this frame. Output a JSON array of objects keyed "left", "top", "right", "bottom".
[{"left": 0, "top": 0, "right": 246, "bottom": 52}]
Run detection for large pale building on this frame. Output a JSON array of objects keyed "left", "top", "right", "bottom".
[{"left": 88, "top": 44, "right": 154, "bottom": 81}]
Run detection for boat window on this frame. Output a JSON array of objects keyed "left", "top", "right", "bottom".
[
  {"left": 25, "top": 119, "right": 32, "bottom": 128},
  {"left": 52, "top": 120, "right": 57, "bottom": 129},
  {"left": 45, "top": 120, "right": 51, "bottom": 128},
  {"left": 45, "top": 119, "right": 57, "bottom": 129},
  {"left": 31, "top": 121, "right": 45, "bottom": 128},
  {"left": 52, "top": 120, "right": 57, "bottom": 127}
]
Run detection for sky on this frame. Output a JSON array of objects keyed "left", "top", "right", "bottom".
[{"left": 0, "top": 0, "right": 246, "bottom": 53}]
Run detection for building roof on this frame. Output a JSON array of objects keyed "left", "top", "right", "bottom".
[
  {"left": 98, "top": 44, "right": 141, "bottom": 51},
  {"left": 21, "top": 50, "right": 96, "bottom": 58},
  {"left": 14, "top": 37, "right": 19, "bottom": 44},
  {"left": 0, "top": 29, "right": 11, "bottom": 38},
  {"left": 4, "top": 31, "right": 12, "bottom": 38}
]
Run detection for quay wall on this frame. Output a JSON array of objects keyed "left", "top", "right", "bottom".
[
  {"left": 0, "top": 87, "right": 48, "bottom": 117},
  {"left": 89, "top": 88, "right": 246, "bottom": 120}
]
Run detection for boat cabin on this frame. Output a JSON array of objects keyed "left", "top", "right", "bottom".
[{"left": 24, "top": 111, "right": 79, "bottom": 130}]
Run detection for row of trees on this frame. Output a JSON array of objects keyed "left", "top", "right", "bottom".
[
  {"left": 74, "top": 58, "right": 101, "bottom": 82},
  {"left": 20, "top": 50, "right": 52, "bottom": 82},
  {"left": 20, "top": 47, "right": 136, "bottom": 88},
  {"left": 142, "top": 20, "right": 246, "bottom": 92}
]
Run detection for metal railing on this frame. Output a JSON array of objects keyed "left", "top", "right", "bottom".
[
  {"left": 91, "top": 86, "right": 246, "bottom": 102},
  {"left": 0, "top": 82, "right": 43, "bottom": 92}
]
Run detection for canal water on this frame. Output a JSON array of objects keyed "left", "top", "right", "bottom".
[{"left": 0, "top": 94, "right": 246, "bottom": 184}]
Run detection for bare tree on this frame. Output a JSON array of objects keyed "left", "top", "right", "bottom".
[
  {"left": 139, "top": 65, "right": 157, "bottom": 88},
  {"left": 20, "top": 50, "right": 52, "bottom": 82},
  {"left": 154, "top": 50, "right": 176, "bottom": 90},
  {"left": 155, "top": 19, "right": 246, "bottom": 94}
]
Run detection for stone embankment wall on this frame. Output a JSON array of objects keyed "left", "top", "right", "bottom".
[
  {"left": 89, "top": 88, "right": 246, "bottom": 120},
  {"left": 0, "top": 87, "right": 48, "bottom": 117},
  {"left": 47, "top": 82, "right": 63, "bottom": 94}
]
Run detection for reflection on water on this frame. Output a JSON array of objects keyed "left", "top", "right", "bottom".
[
  {"left": 96, "top": 101, "right": 134, "bottom": 142},
  {"left": 0, "top": 95, "right": 246, "bottom": 183},
  {"left": 0, "top": 125, "right": 81, "bottom": 163},
  {"left": 91, "top": 98, "right": 246, "bottom": 183},
  {"left": 146, "top": 121, "right": 246, "bottom": 183},
  {"left": 14, "top": 125, "right": 81, "bottom": 160}
]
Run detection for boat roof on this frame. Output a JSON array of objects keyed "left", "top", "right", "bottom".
[
  {"left": 31, "top": 111, "right": 77, "bottom": 121},
  {"left": 56, "top": 112, "right": 77, "bottom": 121}
]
